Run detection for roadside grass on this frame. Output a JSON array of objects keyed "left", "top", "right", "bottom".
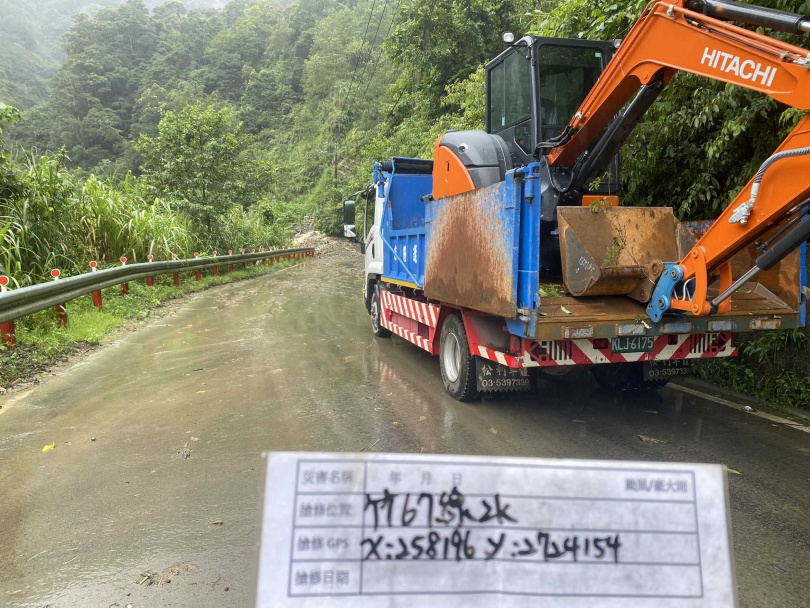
[
  {"left": 694, "top": 328, "right": 810, "bottom": 410},
  {"left": 0, "top": 260, "right": 295, "bottom": 387}
]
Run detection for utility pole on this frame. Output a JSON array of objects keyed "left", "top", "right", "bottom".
[{"left": 318, "top": 144, "right": 341, "bottom": 184}]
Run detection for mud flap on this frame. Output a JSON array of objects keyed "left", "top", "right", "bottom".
[{"left": 476, "top": 357, "right": 531, "bottom": 392}]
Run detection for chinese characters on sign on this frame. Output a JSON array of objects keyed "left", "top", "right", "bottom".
[{"left": 257, "top": 453, "right": 735, "bottom": 608}]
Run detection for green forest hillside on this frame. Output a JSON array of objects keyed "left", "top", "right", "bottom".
[{"left": 0, "top": 0, "right": 232, "bottom": 109}]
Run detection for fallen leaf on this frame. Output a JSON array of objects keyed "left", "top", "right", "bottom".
[
  {"left": 42, "top": 443, "right": 55, "bottom": 453},
  {"left": 195, "top": 390, "right": 207, "bottom": 394},
  {"left": 561, "top": 306, "right": 572, "bottom": 314},
  {"left": 642, "top": 410, "right": 659, "bottom": 414},
  {"left": 638, "top": 435, "right": 667, "bottom": 444},
  {"left": 419, "top": 415, "right": 427, "bottom": 422},
  {"left": 727, "top": 468, "right": 742, "bottom": 475},
  {"left": 211, "top": 520, "right": 224, "bottom": 525},
  {"left": 538, "top": 312, "right": 548, "bottom": 317},
  {"left": 572, "top": 419, "right": 586, "bottom": 423},
  {"left": 489, "top": 427, "right": 498, "bottom": 435}
]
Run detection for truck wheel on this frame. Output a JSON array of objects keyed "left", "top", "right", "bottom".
[
  {"left": 590, "top": 362, "right": 669, "bottom": 391},
  {"left": 370, "top": 285, "right": 392, "bottom": 338},
  {"left": 439, "top": 314, "right": 478, "bottom": 401}
]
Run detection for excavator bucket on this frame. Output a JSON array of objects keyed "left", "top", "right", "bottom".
[{"left": 557, "top": 207, "right": 697, "bottom": 302}]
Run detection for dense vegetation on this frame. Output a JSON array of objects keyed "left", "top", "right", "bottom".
[{"left": 1, "top": 0, "right": 808, "bottom": 404}]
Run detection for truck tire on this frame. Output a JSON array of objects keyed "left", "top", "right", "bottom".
[
  {"left": 590, "top": 362, "right": 669, "bottom": 392},
  {"left": 439, "top": 314, "right": 478, "bottom": 401},
  {"left": 370, "top": 285, "right": 392, "bottom": 338}
]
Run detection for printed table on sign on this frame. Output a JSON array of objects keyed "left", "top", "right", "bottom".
[{"left": 257, "top": 453, "right": 736, "bottom": 608}]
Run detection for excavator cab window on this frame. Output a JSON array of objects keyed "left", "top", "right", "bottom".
[
  {"left": 488, "top": 49, "right": 534, "bottom": 159},
  {"left": 537, "top": 44, "right": 605, "bottom": 141}
]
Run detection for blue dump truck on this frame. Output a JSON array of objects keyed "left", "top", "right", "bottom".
[{"left": 343, "top": 30, "right": 808, "bottom": 401}]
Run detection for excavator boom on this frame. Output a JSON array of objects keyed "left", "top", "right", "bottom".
[{"left": 546, "top": 0, "right": 810, "bottom": 321}]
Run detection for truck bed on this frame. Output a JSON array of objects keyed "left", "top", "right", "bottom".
[{"left": 535, "top": 245, "right": 804, "bottom": 339}]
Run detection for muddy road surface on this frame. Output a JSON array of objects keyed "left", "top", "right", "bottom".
[{"left": 1, "top": 247, "right": 808, "bottom": 607}]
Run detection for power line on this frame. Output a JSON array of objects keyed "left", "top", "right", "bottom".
[
  {"left": 359, "top": 0, "right": 401, "bottom": 103},
  {"left": 384, "top": 0, "right": 437, "bottom": 126},
  {"left": 346, "top": 0, "right": 391, "bottom": 113},
  {"left": 342, "top": 0, "right": 380, "bottom": 110}
]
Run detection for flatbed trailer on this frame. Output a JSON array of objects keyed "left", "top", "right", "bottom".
[{"left": 353, "top": 157, "right": 806, "bottom": 400}]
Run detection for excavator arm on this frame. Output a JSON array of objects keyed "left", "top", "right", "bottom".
[{"left": 545, "top": 0, "right": 810, "bottom": 321}]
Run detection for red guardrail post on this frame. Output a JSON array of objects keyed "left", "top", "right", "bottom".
[
  {"left": 252, "top": 249, "right": 258, "bottom": 265},
  {"left": 260, "top": 247, "right": 266, "bottom": 265},
  {"left": 240, "top": 249, "right": 247, "bottom": 268},
  {"left": 119, "top": 257, "right": 129, "bottom": 295},
  {"left": 194, "top": 253, "right": 202, "bottom": 281},
  {"left": 228, "top": 250, "right": 234, "bottom": 273},
  {"left": 89, "top": 261, "right": 102, "bottom": 310},
  {"left": 50, "top": 269, "right": 68, "bottom": 327},
  {"left": 212, "top": 251, "right": 219, "bottom": 276},
  {"left": 146, "top": 255, "right": 155, "bottom": 286},
  {"left": 0, "top": 276, "right": 15, "bottom": 348},
  {"left": 171, "top": 254, "right": 180, "bottom": 286}
]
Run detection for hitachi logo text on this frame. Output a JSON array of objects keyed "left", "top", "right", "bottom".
[{"left": 700, "top": 47, "right": 777, "bottom": 87}]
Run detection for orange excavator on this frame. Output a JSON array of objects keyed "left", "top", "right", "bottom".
[{"left": 432, "top": 0, "right": 810, "bottom": 322}]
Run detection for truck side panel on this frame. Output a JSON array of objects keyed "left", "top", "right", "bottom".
[
  {"left": 379, "top": 164, "right": 432, "bottom": 288},
  {"left": 424, "top": 165, "right": 541, "bottom": 320}
]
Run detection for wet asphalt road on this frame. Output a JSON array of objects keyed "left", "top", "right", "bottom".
[{"left": 0, "top": 250, "right": 808, "bottom": 608}]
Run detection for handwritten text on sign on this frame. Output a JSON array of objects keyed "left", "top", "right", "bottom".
[{"left": 256, "top": 453, "right": 735, "bottom": 607}]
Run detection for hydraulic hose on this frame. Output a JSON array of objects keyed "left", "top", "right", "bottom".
[
  {"left": 730, "top": 146, "right": 810, "bottom": 223},
  {"left": 749, "top": 147, "right": 810, "bottom": 203}
]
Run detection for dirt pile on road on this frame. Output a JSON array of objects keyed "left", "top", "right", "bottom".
[{"left": 293, "top": 223, "right": 360, "bottom": 262}]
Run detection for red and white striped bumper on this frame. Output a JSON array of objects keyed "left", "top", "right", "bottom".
[{"left": 475, "top": 333, "right": 737, "bottom": 368}]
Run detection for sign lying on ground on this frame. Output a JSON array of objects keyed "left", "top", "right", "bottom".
[{"left": 257, "top": 452, "right": 735, "bottom": 607}]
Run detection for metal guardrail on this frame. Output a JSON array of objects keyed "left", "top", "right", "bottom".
[{"left": 0, "top": 247, "right": 314, "bottom": 344}]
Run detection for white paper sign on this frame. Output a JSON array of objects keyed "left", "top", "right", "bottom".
[{"left": 256, "top": 452, "right": 736, "bottom": 607}]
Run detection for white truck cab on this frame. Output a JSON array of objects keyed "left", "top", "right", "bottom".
[{"left": 343, "top": 179, "right": 386, "bottom": 310}]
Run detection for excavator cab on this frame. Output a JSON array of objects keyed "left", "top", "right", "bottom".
[
  {"left": 432, "top": 36, "right": 618, "bottom": 203},
  {"left": 485, "top": 35, "right": 616, "bottom": 180}
]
